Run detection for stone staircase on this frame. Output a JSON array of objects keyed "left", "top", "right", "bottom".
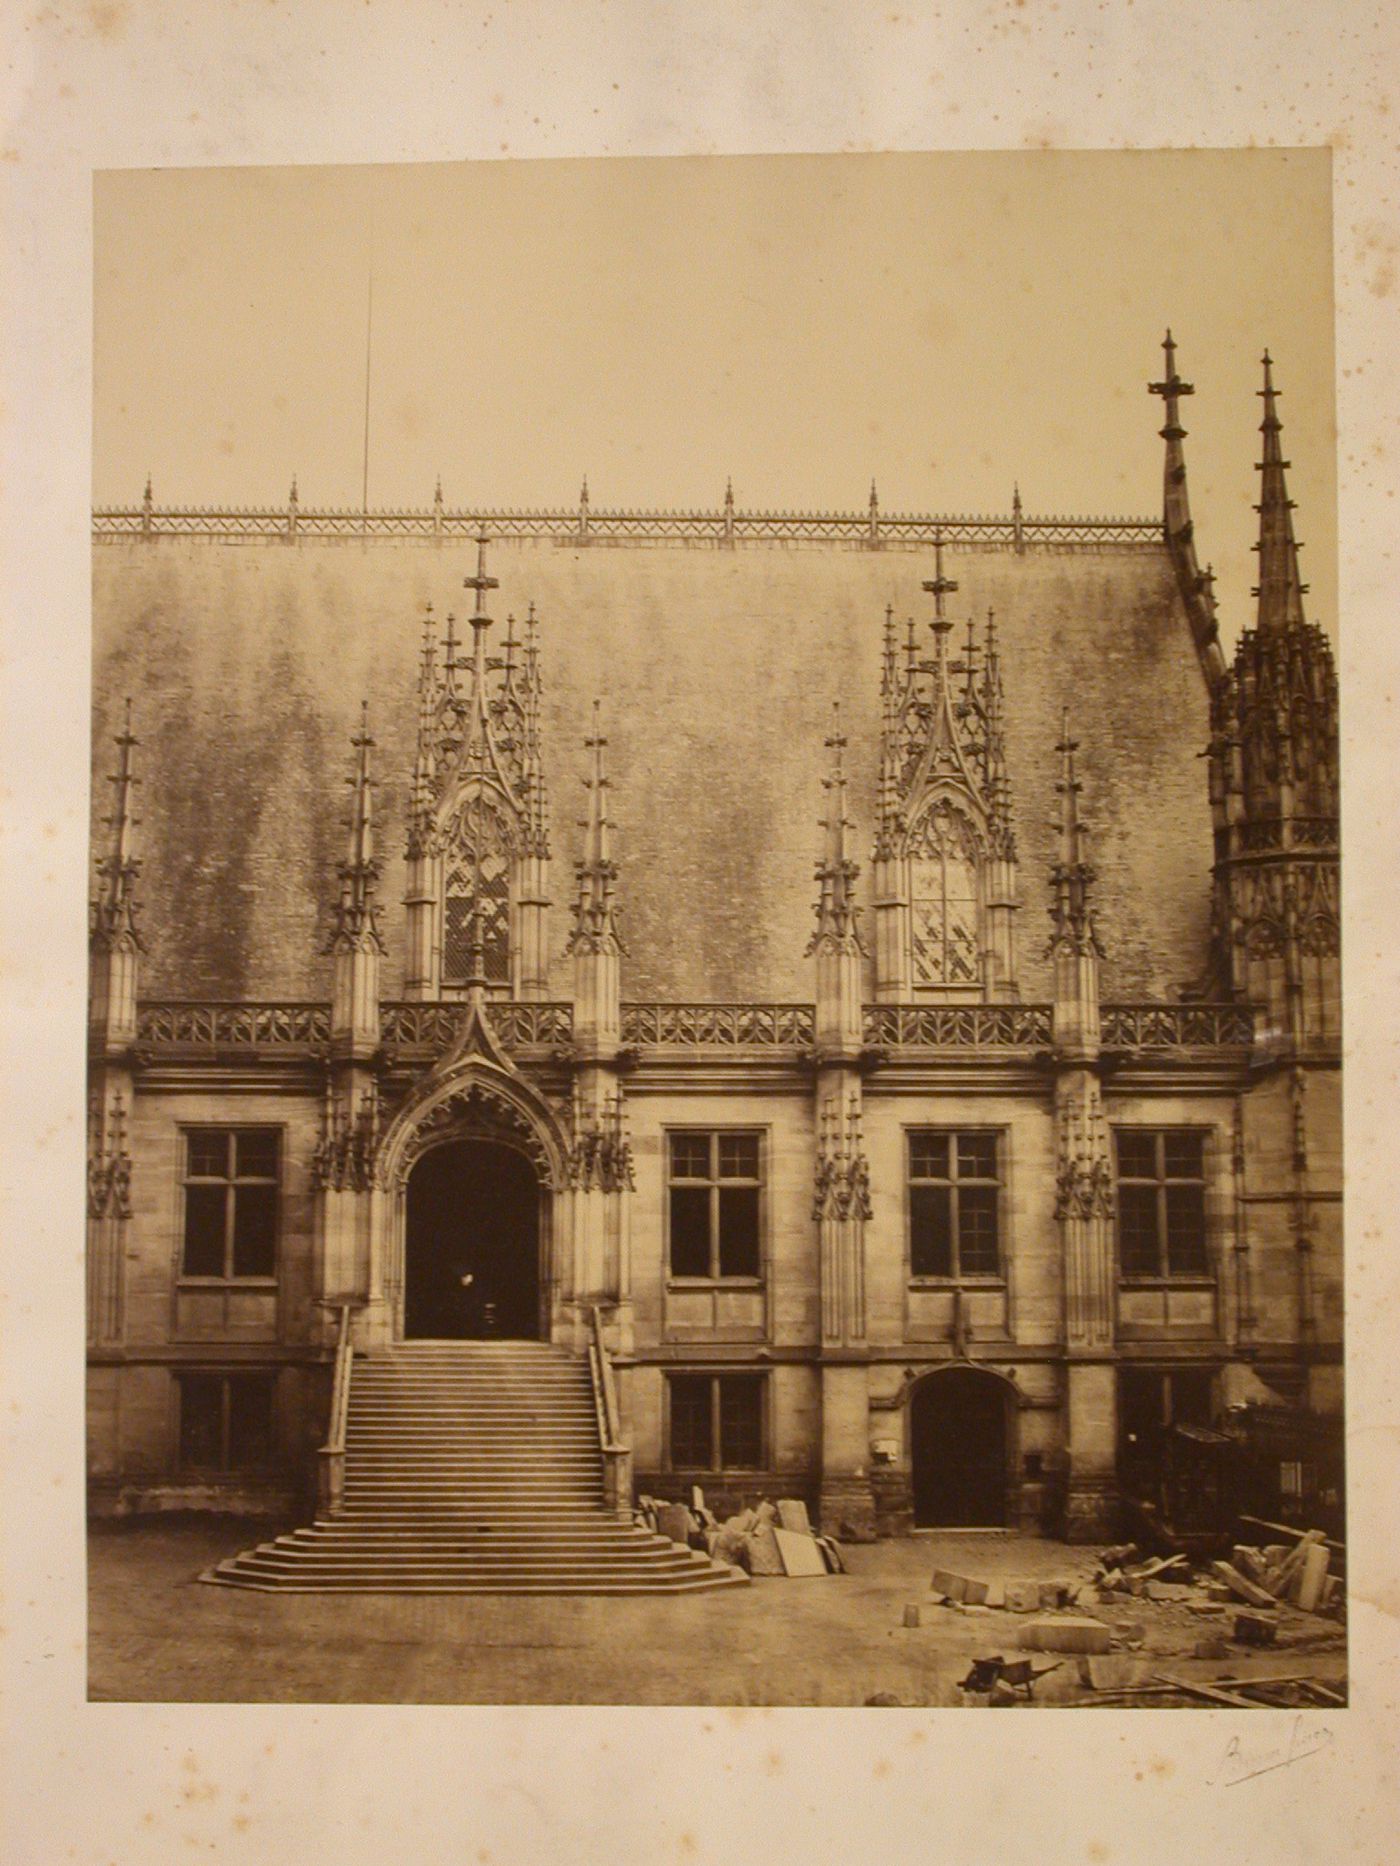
[{"left": 202, "top": 1340, "right": 747, "bottom": 1594}]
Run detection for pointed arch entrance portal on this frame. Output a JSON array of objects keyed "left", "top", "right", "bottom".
[
  {"left": 910, "top": 1368, "right": 1010, "bottom": 1527},
  {"left": 404, "top": 1139, "right": 542, "bottom": 1339}
]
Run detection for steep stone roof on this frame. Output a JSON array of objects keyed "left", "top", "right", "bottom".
[{"left": 91, "top": 535, "right": 1212, "bottom": 1002}]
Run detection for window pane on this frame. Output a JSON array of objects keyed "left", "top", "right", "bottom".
[
  {"left": 183, "top": 1185, "right": 227, "bottom": 1276},
  {"left": 187, "top": 1130, "right": 228, "bottom": 1177},
  {"left": 957, "top": 1186, "right": 1000, "bottom": 1273},
  {"left": 669, "top": 1133, "right": 710, "bottom": 1180},
  {"left": 232, "top": 1185, "right": 278, "bottom": 1277},
  {"left": 717, "top": 1133, "right": 759, "bottom": 1180},
  {"left": 1119, "top": 1185, "right": 1161, "bottom": 1276},
  {"left": 670, "top": 1376, "right": 712, "bottom": 1468},
  {"left": 718, "top": 1378, "right": 763, "bottom": 1468},
  {"left": 227, "top": 1377, "right": 274, "bottom": 1468},
  {"left": 717, "top": 1187, "right": 760, "bottom": 1277},
  {"left": 235, "top": 1129, "right": 279, "bottom": 1179},
  {"left": 1163, "top": 1131, "right": 1205, "bottom": 1180},
  {"left": 1116, "top": 1131, "right": 1158, "bottom": 1179},
  {"left": 956, "top": 1133, "right": 998, "bottom": 1181},
  {"left": 669, "top": 1187, "right": 711, "bottom": 1277},
  {"left": 909, "top": 1131, "right": 949, "bottom": 1180},
  {"left": 1165, "top": 1184, "right": 1207, "bottom": 1275},
  {"left": 179, "top": 1373, "right": 223, "bottom": 1467},
  {"left": 910, "top": 1184, "right": 953, "bottom": 1276}
]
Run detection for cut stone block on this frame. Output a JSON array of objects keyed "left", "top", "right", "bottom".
[
  {"left": 1294, "top": 1544, "right": 1330, "bottom": 1612},
  {"left": 1233, "top": 1611, "right": 1278, "bottom": 1646},
  {"left": 747, "top": 1524, "right": 785, "bottom": 1576},
  {"left": 1004, "top": 1581, "right": 1040, "bottom": 1613},
  {"left": 931, "top": 1568, "right": 970, "bottom": 1602},
  {"left": 753, "top": 1501, "right": 778, "bottom": 1528},
  {"left": 1017, "top": 1616, "right": 1113, "bottom": 1655},
  {"left": 963, "top": 1578, "right": 990, "bottom": 1605},
  {"left": 983, "top": 1580, "right": 1006, "bottom": 1609},
  {"left": 655, "top": 1504, "right": 693, "bottom": 1545},
  {"left": 1212, "top": 1560, "right": 1277, "bottom": 1608},
  {"left": 815, "top": 1535, "right": 846, "bottom": 1574},
  {"left": 773, "top": 1527, "right": 827, "bottom": 1577},
  {"left": 777, "top": 1499, "right": 812, "bottom": 1535}
]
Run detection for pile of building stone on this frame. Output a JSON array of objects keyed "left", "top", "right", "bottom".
[
  {"left": 919, "top": 1523, "right": 1345, "bottom": 1699},
  {"left": 637, "top": 1491, "right": 846, "bottom": 1577}
]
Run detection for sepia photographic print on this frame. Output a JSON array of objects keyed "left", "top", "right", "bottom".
[{"left": 81, "top": 150, "right": 1349, "bottom": 1711}]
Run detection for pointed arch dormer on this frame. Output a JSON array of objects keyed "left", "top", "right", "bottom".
[
  {"left": 403, "top": 536, "right": 551, "bottom": 1001},
  {"left": 872, "top": 543, "right": 1019, "bottom": 1003}
]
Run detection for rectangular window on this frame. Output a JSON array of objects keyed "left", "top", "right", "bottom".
[
  {"left": 1114, "top": 1129, "right": 1208, "bottom": 1278},
  {"left": 908, "top": 1130, "right": 1002, "bottom": 1277},
  {"left": 177, "top": 1371, "right": 275, "bottom": 1471},
  {"left": 181, "top": 1128, "right": 281, "bottom": 1280},
  {"left": 667, "top": 1131, "right": 763, "bottom": 1280},
  {"left": 667, "top": 1373, "right": 765, "bottom": 1470}
]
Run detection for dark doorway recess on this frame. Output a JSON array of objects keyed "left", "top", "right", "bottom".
[
  {"left": 910, "top": 1367, "right": 1009, "bottom": 1527},
  {"left": 404, "top": 1139, "right": 541, "bottom": 1339}
]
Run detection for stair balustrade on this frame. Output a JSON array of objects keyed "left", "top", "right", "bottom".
[
  {"left": 316, "top": 1303, "right": 355, "bottom": 1515},
  {"left": 588, "top": 1306, "right": 633, "bottom": 1521}
]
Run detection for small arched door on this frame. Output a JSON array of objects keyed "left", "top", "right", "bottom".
[
  {"left": 910, "top": 1368, "right": 1010, "bottom": 1527},
  {"left": 404, "top": 1138, "right": 541, "bottom": 1339}
]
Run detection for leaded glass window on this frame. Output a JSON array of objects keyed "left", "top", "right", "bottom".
[
  {"left": 442, "top": 795, "right": 511, "bottom": 985},
  {"left": 909, "top": 801, "right": 982, "bottom": 988}
]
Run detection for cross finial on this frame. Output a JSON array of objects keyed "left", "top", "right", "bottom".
[
  {"left": 464, "top": 531, "right": 499, "bottom": 625},
  {"left": 921, "top": 532, "right": 959, "bottom": 634}
]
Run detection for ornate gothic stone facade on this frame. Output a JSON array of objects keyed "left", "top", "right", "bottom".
[{"left": 87, "top": 339, "right": 1341, "bottom": 1541}]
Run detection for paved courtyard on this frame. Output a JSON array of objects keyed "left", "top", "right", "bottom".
[{"left": 88, "top": 1517, "right": 1345, "bottom": 1706}]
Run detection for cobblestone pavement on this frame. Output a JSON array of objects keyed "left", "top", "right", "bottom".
[{"left": 88, "top": 1518, "right": 1345, "bottom": 1706}]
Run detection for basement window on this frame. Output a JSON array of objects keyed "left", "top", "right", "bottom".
[
  {"left": 667, "top": 1131, "right": 762, "bottom": 1280},
  {"left": 181, "top": 1127, "right": 280, "bottom": 1280},
  {"left": 667, "top": 1373, "right": 765, "bottom": 1470},
  {"left": 177, "top": 1371, "right": 275, "bottom": 1472}
]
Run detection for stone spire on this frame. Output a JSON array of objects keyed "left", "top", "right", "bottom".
[
  {"left": 1253, "top": 350, "right": 1309, "bottom": 633},
  {"left": 808, "top": 703, "right": 865, "bottom": 958},
  {"left": 328, "top": 703, "right": 385, "bottom": 1053},
  {"left": 328, "top": 702, "right": 386, "bottom": 957},
  {"left": 91, "top": 698, "right": 143, "bottom": 957},
  {"left": 1148, "top": 330, "right": 1226, "bottom": 683},
  {"left": 90, "top": 699, "right": 143, "bottom": 1051},
  {"left": 568, "top": 704, "right": 623, "bottom": 1054},
  {"left": 567, "top": 702, "right": 625, "bottom": 959},
  {"left": 1049, "top": 709, "right": 1101, "bottom": 960}
]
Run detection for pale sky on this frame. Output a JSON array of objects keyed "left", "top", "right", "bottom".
[{"left": 94, "top": 151, "right": 1336, "bottom": 644}]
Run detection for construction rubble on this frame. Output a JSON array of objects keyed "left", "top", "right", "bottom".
[
  {"left": 636, "top": 1490, "right": 846, "bottom": 1578},
  {"left": 907, "top": 1520, "right": 1346, "bottom": 1707}
]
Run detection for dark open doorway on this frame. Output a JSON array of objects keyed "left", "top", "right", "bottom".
[
  {"left": 404, "top": 1139, "right": 541, "bottom": 1339},
  {"left": 910, "top": 1368, "right": 1009, "bottom": 1527}
]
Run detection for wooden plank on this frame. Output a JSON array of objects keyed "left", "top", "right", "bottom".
[
  {"left": 1151, "top": 1672, "right": 1259, "bottom": 1709},
  {"left": 1239, "top": 1515, "right": 1345, "bottom": 1560}
]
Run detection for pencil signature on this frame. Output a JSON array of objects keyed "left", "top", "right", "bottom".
[{"left": 1211, "top": 1713, "right": 1335, "bottom": 1787}]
